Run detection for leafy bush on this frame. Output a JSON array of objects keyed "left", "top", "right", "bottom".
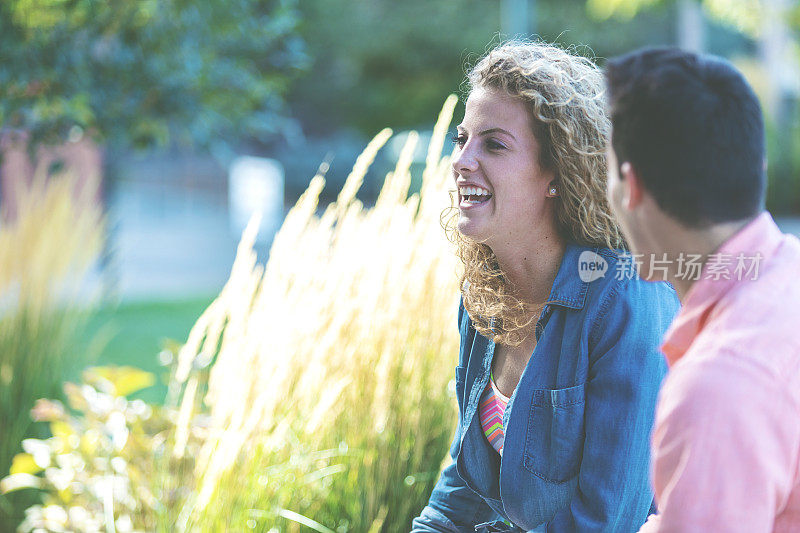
[{"left": 2, "top": 367, "right": 168, "bottom": 533}]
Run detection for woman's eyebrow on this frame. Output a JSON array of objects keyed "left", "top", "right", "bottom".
[
  {"left": 478, "top": 127, "right": 516, "bottom": 140},
  {"left": 456, "top": 125, "right": 517, "bottom": 141}
]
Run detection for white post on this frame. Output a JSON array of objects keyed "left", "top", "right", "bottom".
[
  {"left": 677, "top": 0, "right": 705, "bottom": 52},
  {"left": 228, "top": 156, "right": 284, "bottom": 243}
]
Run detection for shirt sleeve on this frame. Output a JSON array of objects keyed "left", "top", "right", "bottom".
[
  {"left": 411, "top": 300, "right": 502, "bottom": 532},
  {"left": 410, "top": 429, "right": 500, "bottom": 532},
  {"left": 645, "top": 352, "right": 800, "bottom": 532},
  {"left": 546, "top": 279, "right": 675, "bottom": 532}
]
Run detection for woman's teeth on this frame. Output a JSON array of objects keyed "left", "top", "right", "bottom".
[{"left": 459, "top": 186, "right": 492, "bottom": 205}]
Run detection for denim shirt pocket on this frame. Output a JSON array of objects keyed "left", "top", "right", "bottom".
[{"left": 522, "top": 383, "right": 586, "bottom": 484}]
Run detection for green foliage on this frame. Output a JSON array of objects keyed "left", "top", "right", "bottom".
[
  {"left": 0, "top": 0, "right": 308, "bottom": 148},
  {"left": 0, "top": 310, "right": 90, "bottom": 530},
  {"left": 0, "top": 367, "right": 186, "bottom": 532},
  {"left": 586, "top": 0, "right": 800, "bottom": 38},
  {"left": 587, "top": 0, "right": 800, "bottom": 214},
  {"left": 765, "top": 109, "right": 800, "bottom": 214},
  {"left": 290, "top": 0, "right": 500, "bottom": 135},
  {"left": 1, "top": 356, "right": 454, "bottom": 532},
  {"left": 587, "top": 0, "right": 662, "bottom": 20},
  {"left": 289, "top": 0, "right": 680, "bottom": 137}
]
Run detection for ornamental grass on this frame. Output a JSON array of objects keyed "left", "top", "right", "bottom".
[
  {"left": 0, "top": 170, "right": 103, "bottom": 529},
  {"left": 5, "top": 96, "right": 463, "bottom": 532}
]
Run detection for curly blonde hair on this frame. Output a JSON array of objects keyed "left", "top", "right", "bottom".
[{"left": 445, "top": 40, "right": 624, "bottom": 346}]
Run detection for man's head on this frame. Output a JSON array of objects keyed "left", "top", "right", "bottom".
[{"left": 604, "top": 47, "right": 766, "bottom": 268}]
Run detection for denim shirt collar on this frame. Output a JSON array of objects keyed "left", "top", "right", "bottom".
[{"left": 544, "top": 243, "right": 594, "bottom": 311}]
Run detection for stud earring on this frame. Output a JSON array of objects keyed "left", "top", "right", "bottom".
[{"left": 549, "top": 187, "right": 558, "bottom": 196}]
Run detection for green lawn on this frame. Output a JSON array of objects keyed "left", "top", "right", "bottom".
[{"left": 78, "top": 296, "right": 215, "bottom": 404}]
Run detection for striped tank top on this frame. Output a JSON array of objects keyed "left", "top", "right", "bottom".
[{"left": 479, "top": 373, "right": 510, "bottom": 455}]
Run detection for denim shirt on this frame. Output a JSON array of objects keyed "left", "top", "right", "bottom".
[{"left": 412, "top": 244, "right": 680, "bottom": 532}]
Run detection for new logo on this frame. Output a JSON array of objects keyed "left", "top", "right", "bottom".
[{"left": 578, "top": 251, "right": 608, "bottom": 283}]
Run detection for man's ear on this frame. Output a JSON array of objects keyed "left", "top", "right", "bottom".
[{"left": 620, "top": 162, "right": 644, "bottom": 210}]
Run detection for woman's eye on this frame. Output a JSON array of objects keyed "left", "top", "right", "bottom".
[
  {"left": 486, "top": 139, "right": 506, "bottom": 150},
  {"left": 450, "top": 134, "right": 505, "bottom": 151}
]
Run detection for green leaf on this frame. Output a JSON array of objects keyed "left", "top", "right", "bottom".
[{"left": 84, "top": 366, "right": 156, "bottom": 397}]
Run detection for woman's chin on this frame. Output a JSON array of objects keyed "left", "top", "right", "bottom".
[{"left": 457, "top": 217, "right": 487, "bottom": 242}]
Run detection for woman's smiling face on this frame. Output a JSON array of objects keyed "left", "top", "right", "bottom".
[{"left": 452, "top": 86, "right": 555, "bottom": 247}]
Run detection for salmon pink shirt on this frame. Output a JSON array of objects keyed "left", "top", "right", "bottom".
[{"left": 641, "top": 212, "right": 800, "bottom": 532}]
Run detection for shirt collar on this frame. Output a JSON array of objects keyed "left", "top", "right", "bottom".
[
  {"left": 545, "top": 243, "right": 593, "bottom": 310},
  {"left": 660, "top": 211, "right": 783, "bottom": 365}
]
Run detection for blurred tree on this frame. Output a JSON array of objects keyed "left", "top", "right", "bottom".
[
  {"left": 587, "top": 0, "right": 800, "bottom": 44},
  {"left": 588, "top": 0, "right": 800, "bottom": 213},
  {"left": 587, "top": 0, "right": 662, "bottom": 20},
  {"left": 289, "top": 0, "right": 680, "bottom": 137},
  {"left": 0, "top": 0, "right": 309, "bottom": 149},
  {"left": 587, "top": 0, "right": 796, "bottom": 110},
  {"left": 288, "top": 0, "right": 499, "bottom": 136}
]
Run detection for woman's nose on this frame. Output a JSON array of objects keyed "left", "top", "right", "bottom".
[{"left": 452, "top": 144, "right": 479, "bottom": 174}]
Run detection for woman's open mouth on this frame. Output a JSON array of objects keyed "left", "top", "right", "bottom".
[{"left": 459, "top": 186, "right": 492, "bottom": 208}]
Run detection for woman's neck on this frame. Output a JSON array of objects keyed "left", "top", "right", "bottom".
[{"left": 490, "top": 231, "right": 566, "bottom": 305}]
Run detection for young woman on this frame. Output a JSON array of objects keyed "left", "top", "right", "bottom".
[{"left": 411, "top": 42, "right": 680, "bottom": 532}]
